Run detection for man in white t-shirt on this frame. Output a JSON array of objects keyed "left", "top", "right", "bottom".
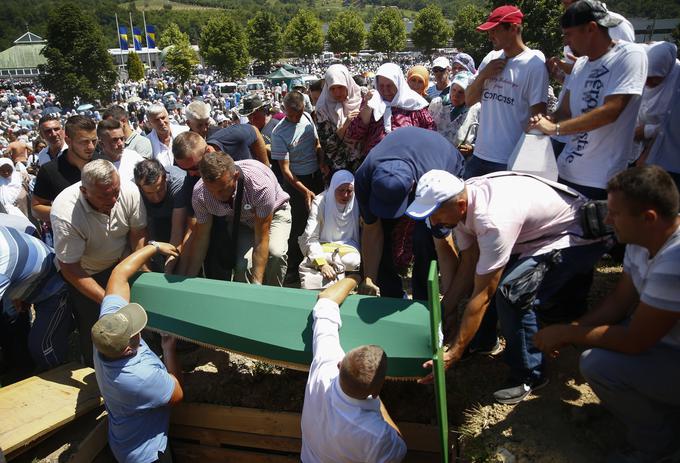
[
  {"left": 301, "top": 275, "right": 406, "bottom": 463},
  {"left": 464, "top": 5, "right": 549, "bottom": 179},
  {"left": 529, "top": 0, "right": 647, "bottom": 199},
  {"left": 95, "top": 119, "right": 144, "bottom": 183},
  {"left": 146, "top": 104, "right": 188, "bottom": 169},
  {"left": 535, "top": 166, "right": 680, "bottom": 463},
  {"left": 410, "top": 170, "right": 606, "bottom": 404}
]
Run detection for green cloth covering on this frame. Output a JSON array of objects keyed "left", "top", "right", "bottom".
[{"left": 129, "top": 272, "right": 432, "bottom": 378}]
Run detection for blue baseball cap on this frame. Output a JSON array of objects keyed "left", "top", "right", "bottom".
[{"left": 369, "top": 160, "right": 415, "bottom": 219}]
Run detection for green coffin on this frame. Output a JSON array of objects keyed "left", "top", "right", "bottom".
[{"left": 129, "top": 273, "right": 432, "bottom": 378}]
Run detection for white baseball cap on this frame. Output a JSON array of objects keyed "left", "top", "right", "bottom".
[
  {"left": 406, "top": 170, "right": 465, "bottom": 219},
  {"left": 432, "top": 57, "right": 450, "bottom": 69}
]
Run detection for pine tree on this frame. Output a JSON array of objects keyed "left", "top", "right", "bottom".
[{"left": 127, "top": 51, "right": 145, "bottom": 81}]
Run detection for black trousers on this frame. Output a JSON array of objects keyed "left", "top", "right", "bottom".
[
  {"left": 375, "top": 219, "right": 437, "bottom": 302},
  {"left": 67, "top": 266, "right": 114, "bottom": 367},
  {"left": 284, "top": 170, "right": 324, "bottom": 276}
]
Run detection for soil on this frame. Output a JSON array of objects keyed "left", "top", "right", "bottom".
[{"left": 12, "top": 261, "right": 625, "bottom": 463}]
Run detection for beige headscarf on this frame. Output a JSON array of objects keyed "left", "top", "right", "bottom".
[{"left": 315, "top": 64, "right": 363, "bottom": 129}]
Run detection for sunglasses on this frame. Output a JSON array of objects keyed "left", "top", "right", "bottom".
[{"left": 433, "top": 67, "right": 446, "bottom": 73}]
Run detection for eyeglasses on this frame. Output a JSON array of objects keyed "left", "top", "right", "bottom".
[{"left": 433, "top": 67, "right": 446, "bottom": 73}]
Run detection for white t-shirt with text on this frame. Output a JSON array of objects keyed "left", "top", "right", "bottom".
[
  {"left": 559, "top": 41, "right": 647, "bottom": 189},
  {"left": 473, "top": 49, "right": 549, "bottom": 164}
]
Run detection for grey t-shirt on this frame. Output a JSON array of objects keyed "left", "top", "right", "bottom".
[
  {"left": 142, "top": 165, "right": 191, "bottom": 241},
  {"left": 623, "top": 227, "right": 680, "bottom": 349}
]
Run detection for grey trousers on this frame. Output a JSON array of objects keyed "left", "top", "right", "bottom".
[
  {"left": 580, "top": 345, "right": 680, "bottom": 456},
  {"left": 229, "top": 203, "right": 291, "bottom": 286}
]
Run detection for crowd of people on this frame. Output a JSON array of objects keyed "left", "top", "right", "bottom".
[{"left": 1, "top": 0, "right": 680, "bottom": 462}]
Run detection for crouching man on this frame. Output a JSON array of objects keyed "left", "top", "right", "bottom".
[
  {"left": 410, "top": 170, "right": 606, "bottom": 404},
  {"left": 534, "top": 165, "right": 680, "bottom": 463},
  {"left": 92, "top": 242, "right": 183, "bottom": 463},
  {"left": 301, "top": 275, "right": 406, "bottom": 462}
]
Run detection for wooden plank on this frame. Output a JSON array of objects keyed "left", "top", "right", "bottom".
[
  {"left": 169, "top": 425, "right": 301, "bottom": 453},
  {"left": 171, "top": 403, "right": 446, "bottom": 453},
  {"left": 0, "top": 363, "right": 102, "bottom": 456},
  {"left": 68, "top": 412, "right": 108, "bottom": 463},
  {"left": 171, "top": 441, "right": 299, "bottom": 463},
  {"left": 171, "top": 403, "right": 301, "bottom": 438}
]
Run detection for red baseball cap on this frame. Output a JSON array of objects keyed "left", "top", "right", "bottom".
[{"left": 477, "top": 5, "right": 524, "bottom": 31}]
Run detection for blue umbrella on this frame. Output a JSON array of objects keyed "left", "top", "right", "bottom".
[
  {"left": 77, "top": 104, "right": 94, "bottom": 112},
  {"left": 42, "top": 106, "right": 61, "bottom": 116},
  {"left": 18, "top": 119, "right": 34, "bottom": 128}
]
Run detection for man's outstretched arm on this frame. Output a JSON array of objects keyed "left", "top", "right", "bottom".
[{"left": 318, "top": 273, "right": 361, "bottom": 305}]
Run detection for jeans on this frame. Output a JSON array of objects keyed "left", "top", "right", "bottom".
[
  {"left": 494, "top": 243, "right": 606, "bottom": 383},
  {"left": 28, "top": 289, "right": 73, "bottom": 372},
  {"left": 463, "top": 155, "right": 507, "bottom": 180},
  {"left": 580, "top": 345, "right": 680, "bottom": 456}
]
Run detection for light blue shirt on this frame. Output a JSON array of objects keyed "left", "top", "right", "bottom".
[
  {"left": 93, "top": 295, "right": 175, "bottom": 463},
  {"left": 271, "top": 113, "right": 320, "bottom": 176}
]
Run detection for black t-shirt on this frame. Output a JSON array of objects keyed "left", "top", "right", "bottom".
[{"left": 33, "top": 151, "right": 82, "bottom": 201}]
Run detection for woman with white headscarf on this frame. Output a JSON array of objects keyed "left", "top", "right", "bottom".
[
  {"left": 633, "top": 41, "right": 680, "bottom": 162},
  {"left": 298, "top": 170, "right": 361, "bottom": 289},
  {"left": 428, "top": 71, "right": 480, "bottom": 157},
  {"left": 346, "top": 63, "right": 435, "bottom": 155},
  {"left": 0, "top": 157, "right": 30, "bottom": 218},
  {"left": 315, "top": 64, "right": 365, "bottom": 173}
]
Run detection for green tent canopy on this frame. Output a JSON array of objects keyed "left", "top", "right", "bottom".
[{"left": 266, "top": 67, "right": 301, "bottom": 81}]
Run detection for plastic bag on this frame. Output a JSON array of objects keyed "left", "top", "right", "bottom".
[{"left": 507, "top": 129, "right": 558, "bottom": 181}]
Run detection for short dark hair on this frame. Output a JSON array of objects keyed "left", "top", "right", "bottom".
[
  {"left": 65, "top": 115, "right": 96, "bottom": 138},
  {"left": 103, "top": 105, "right": 128, "bottom": 122},
  {"left": 133, "top": 158, "right": 166, "bottom": 186},
  {"left": 96, "top": 118, "right": 122, "bottom": 138},
  {"left": 199, "top": 151, "right": 236, "bottom": 182},
  {"left": 607, "top": 165, "right": 680, "bottom": 220},
  {"left": 172, "top": 131, "right": 204, "bottom": 161},
  {"left": 38, "top": 113, "right": 61, "bottom": 128},
  {"left": 309, "top": 79, "right": 324, "bottom": 93}
]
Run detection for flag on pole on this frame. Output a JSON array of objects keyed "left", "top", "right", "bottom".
[
  {"left": 133, "top": 27, "right": 143, "bottom": 51},
  {"left": 146, "top": 25, "right": 156, "bottom": 49},
  {"left": 118, "top": 26, "right": 129, "bottom": 50}
]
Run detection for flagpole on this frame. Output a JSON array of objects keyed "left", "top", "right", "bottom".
[
  {"left": 142, "top": 11, "right": 152, "bottom": 70},
  {"left": 115, "top": 13, "right": 122, "bottom": 51}
]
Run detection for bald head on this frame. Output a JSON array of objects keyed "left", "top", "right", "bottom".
[{"left": 339, "top": 345, "right": 388, "bottom": 399}]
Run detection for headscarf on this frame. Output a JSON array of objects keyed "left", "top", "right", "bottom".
[
  {"left": 449, "top": 71, "right": 475, "bottom": 119},
  {"left": 406, "top": 66, "right": 430, "bottom": 96},
  {"left": 316, "top": 64, "right": 362, "bottom": 128},
  {"left": 451, "top": 53, "right": 477, "bottom": 74},
  {"left": 639, "top": 42, "right": 680, "bottom": 137},
  {"left": 320, "top": 170, "right": 360, "bottom": 248},
  {"left": 367, "top": 63, "right": 429, "bottom": 133},
  {"left": 0, "top": 158, "right": 23, "bottom": 210}
]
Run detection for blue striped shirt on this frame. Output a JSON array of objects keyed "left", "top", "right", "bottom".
[
  {"left": 624, "top": 226, "right": 680, "bottom": 349},
  {"left": 0, "top": 226, "right": 64, "bottom": 308}
]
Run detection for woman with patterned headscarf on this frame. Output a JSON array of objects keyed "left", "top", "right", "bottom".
[
  {"left": 315, "top": 64, "right": 365, "bottom": 173},
  {"left": 428, "top": 71, "right": 480, "bottom": 157},
  {"left": 346, "top": 63, "right": 435, "bottom": 155}
]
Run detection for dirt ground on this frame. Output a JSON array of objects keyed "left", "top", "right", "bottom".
[{"left": 12, "top": 261, "right": 624, "bottom": 463}]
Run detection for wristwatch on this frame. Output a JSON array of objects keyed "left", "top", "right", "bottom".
[{"left": 148, "top": 240, "right": 160, "bottom": 253}]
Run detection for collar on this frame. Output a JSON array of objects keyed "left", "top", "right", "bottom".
[{"left": 333, "top": 378, "right": 381, "bottom": 411}]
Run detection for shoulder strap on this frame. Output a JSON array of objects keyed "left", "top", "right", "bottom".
[
  {"left": 481, "top": 171, "right": 581, "bottom": 198},
  {"left": 230, "top": 167, "right": 245, "bottom": 272}
]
